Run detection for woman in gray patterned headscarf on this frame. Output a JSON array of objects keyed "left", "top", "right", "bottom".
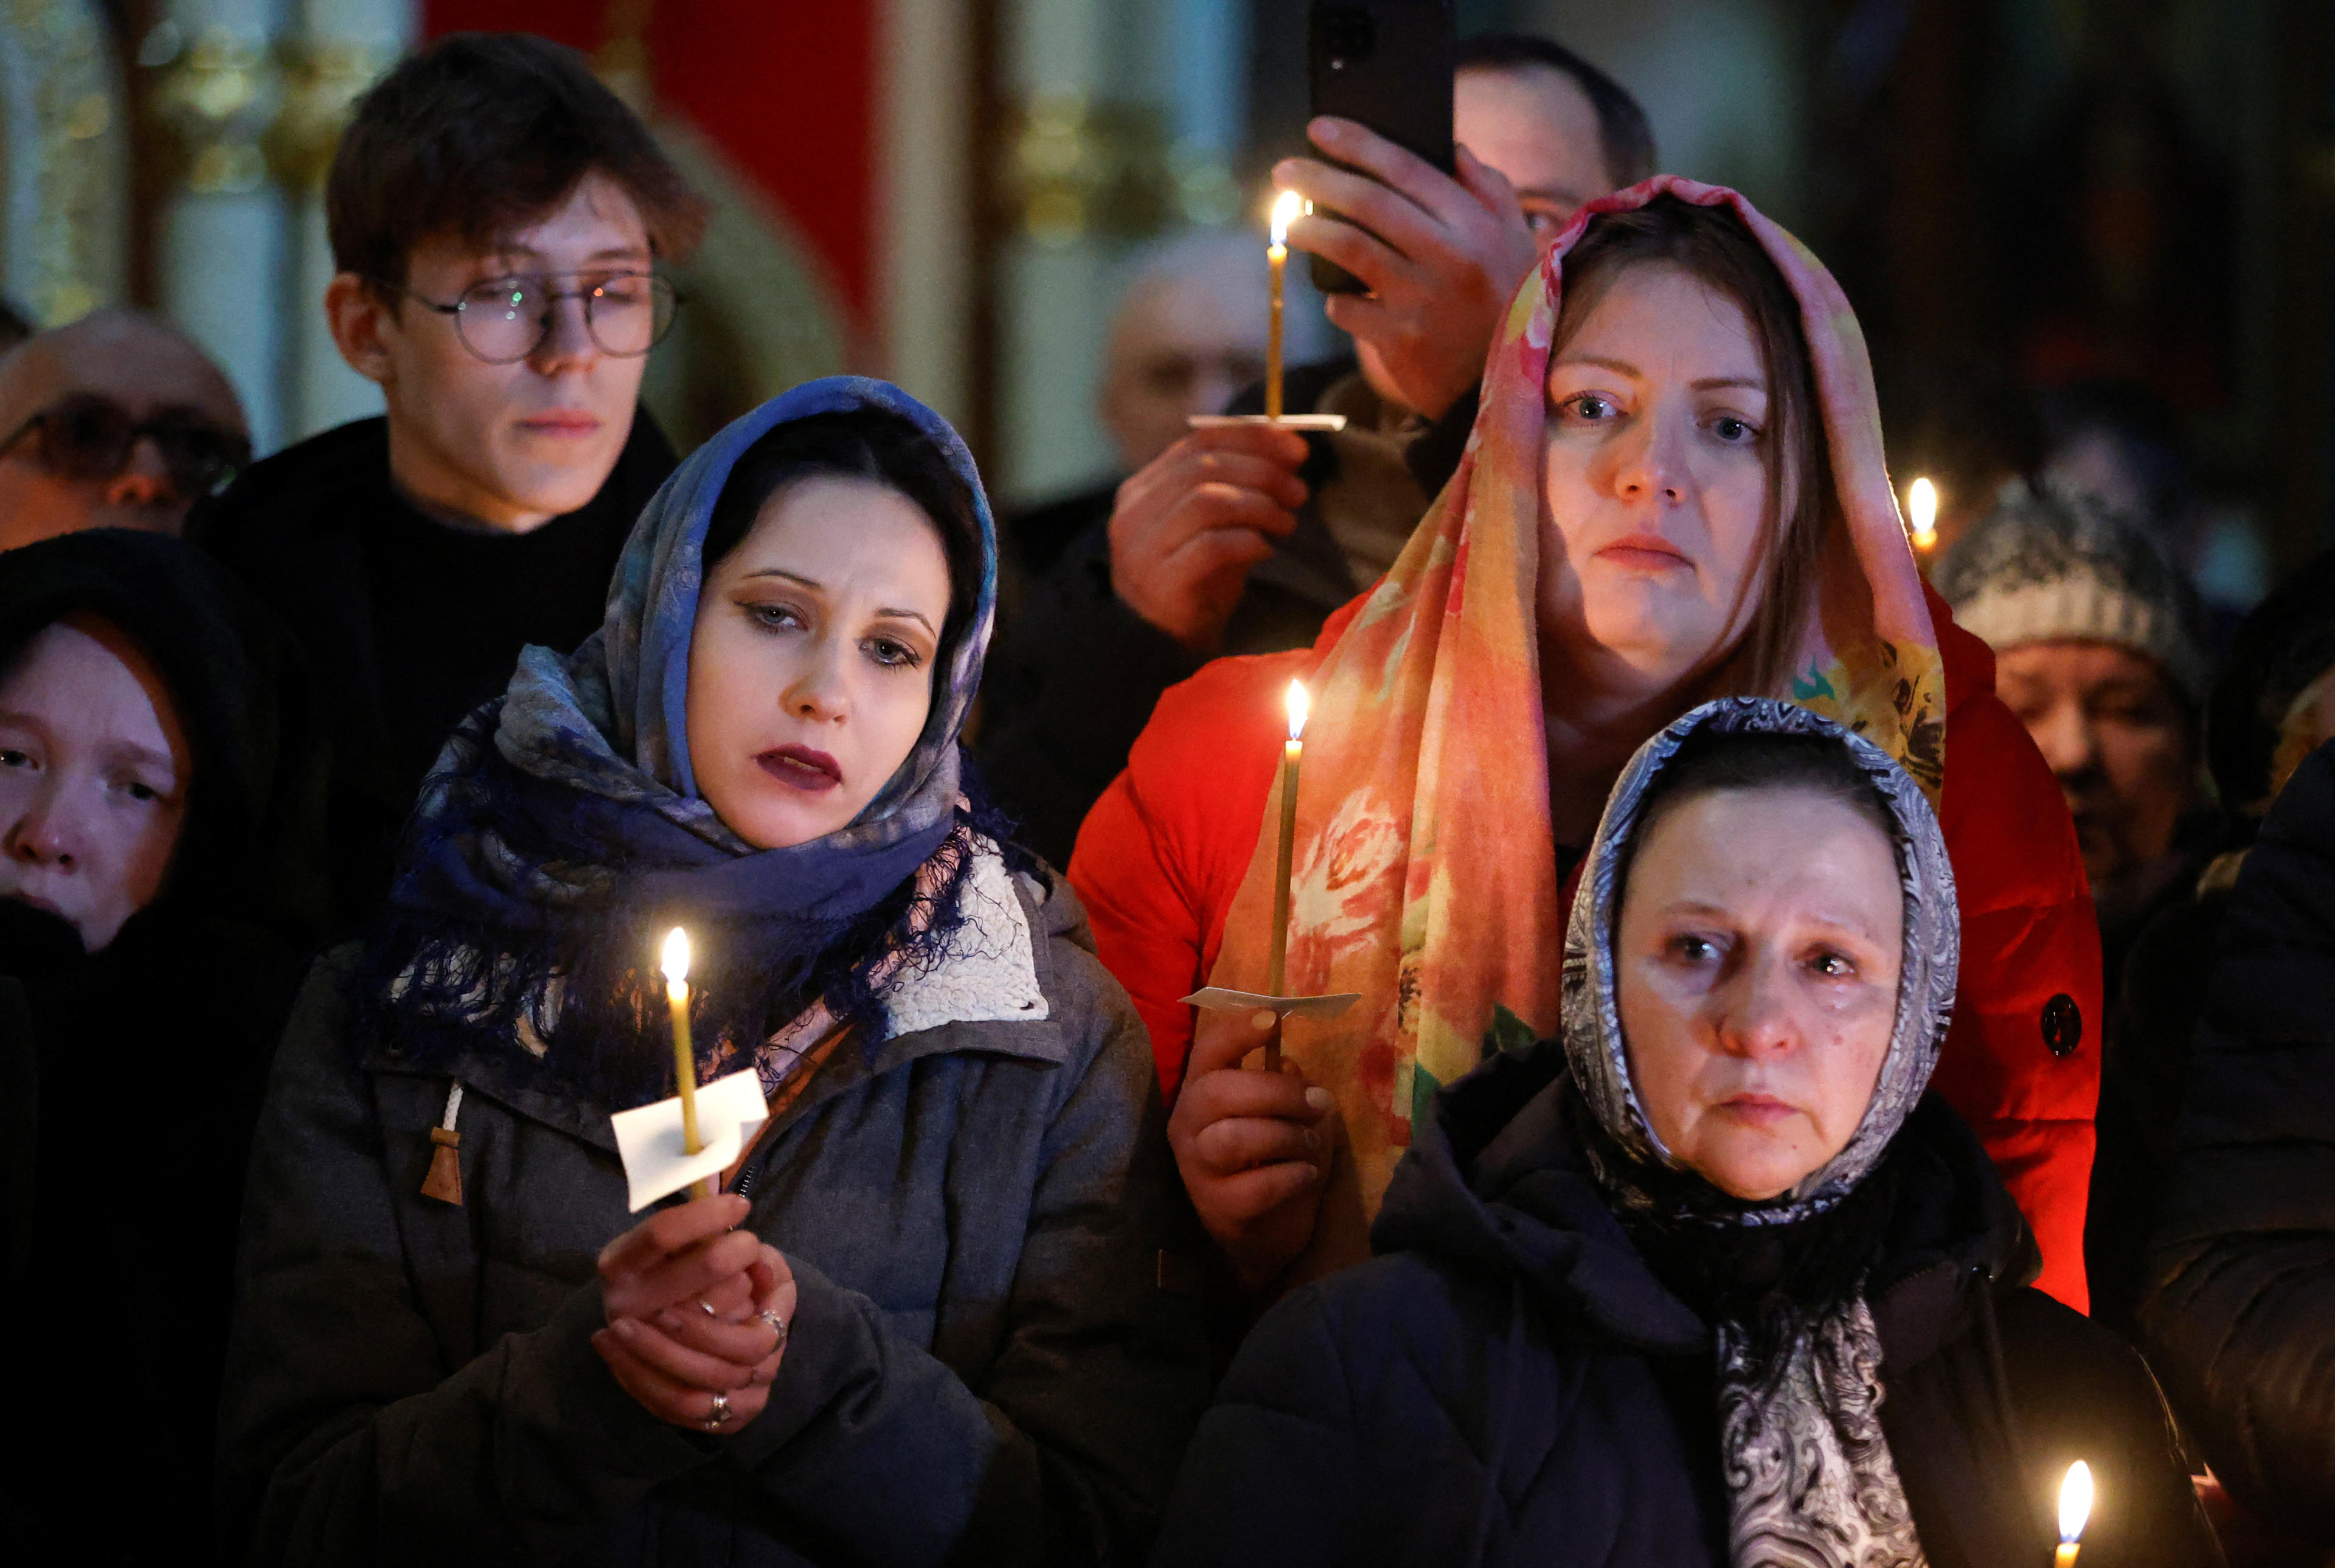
[
  {"left": 1560, "top": 697, "right": 1958, "bottom": 1565},
  {"left": 1152, "top": 697, "right": 2219, "bottom": 1568}
]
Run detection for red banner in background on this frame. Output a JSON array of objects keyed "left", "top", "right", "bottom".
[{"left": 422, "top": 1, "right": 878, "bottom": 335}]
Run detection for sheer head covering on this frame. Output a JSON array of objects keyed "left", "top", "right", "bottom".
[
  {"left": 367, "top": 378, "right": 999, "bottom": 1098},
  {"left": 1568, "top": 695, "right": 1958, "bottom": 1568},
  {"left": 1206, "top": 178, "right": 1945, "bottom": 1206},
  {"left": 0, "top": 528, "right": 331, "bottom": 953}
]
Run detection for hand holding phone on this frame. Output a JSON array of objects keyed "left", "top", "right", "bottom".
[
  {"left": 1306, "top": 0, "right": 1455, "bottom": 294},
  {"left": 1273, "top": 122, "right": 1538, "bottom": 421}
]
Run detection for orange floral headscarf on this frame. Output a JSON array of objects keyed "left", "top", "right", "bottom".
[{"left": 1204, "top": 178, "right": 1945, "bottom": 1215}]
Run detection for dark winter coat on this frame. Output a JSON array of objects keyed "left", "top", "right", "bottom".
[
  {"left": 974, "top": 361, "right": 1475, "bottom": 868},
  {"left": 197, "top": 411, "right": 675, "bottom": 932},
  {"left": 1154, "top": 1044, "right": 2218, "bottom": 1568},
  {"left": 1002, "top": 480, "right": 1118, "bottom": 584},
  {"left": 2088, "top": 870, "right": 2230, "bottom": 1337},
  {"left": 2142, "top": 735, "right": 2335, "bottom": 1544},
  {"left": 2089, "top": 549, "right": 2335, "bottom": 1341},
  {"left": 218, "top": 866, "right": 1213, "bottom": 1567}
]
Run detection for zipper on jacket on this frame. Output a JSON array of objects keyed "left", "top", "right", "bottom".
[
  {"left": 1971, "top": 1261, "right": 2035, "bottom": 1499},
  {"left": 726, "top": 1120, "right": 786, "bottom": 1201}
]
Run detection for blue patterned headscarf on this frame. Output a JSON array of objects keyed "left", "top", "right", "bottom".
[{"left": 364, "top": 378, "right": 999, "bottom": 1095}]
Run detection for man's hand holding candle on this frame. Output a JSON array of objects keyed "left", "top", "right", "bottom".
[
  {"left": 592, "top": 1193, "right": 796, "bottom": 1434},
  {"left": 1168, "top": 1005, "right": 1337, "bottom": 1296},
  {"left": 1274, "top": 116, "right": 1538, "bottom": 422},
  {"left": 1108, "top": 421, "right": 1310, "bottom": 653}
]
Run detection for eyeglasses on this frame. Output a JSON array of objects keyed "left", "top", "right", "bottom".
[
  {"left": 388, "top": 271, "right": 685, "bottom": 365},
  {"left": 0, "top": 393, "right": 251, "bottom": 499}
]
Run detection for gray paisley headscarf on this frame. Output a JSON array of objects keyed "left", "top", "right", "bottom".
[{"left": 1561, "top": 697, "right": 1960, "bottom": 1568}]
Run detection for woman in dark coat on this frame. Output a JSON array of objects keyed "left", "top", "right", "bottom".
[
  {"left": 2090, "top": 547, "right": 2335, "bottom": 1338},
  {"left": 2140, "top": 730, "right": 2335, "bottom": 1552},
  {"left": 0, "top": 529, "right": 331, "bottom": 1564},
  {"left": 218, "top": 380, "right": 1211, "bottom": 1567},
  {"left": 1153, "top": 698, "right": 2215, "bottom": 1568}
]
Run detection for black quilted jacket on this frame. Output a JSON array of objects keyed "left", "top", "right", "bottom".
[
  {"left": 2144, "top": 737, "right": 2335, "bottom": 1544},
  {"left": 1157, "top": 1045, "right": 2219, "bottom": 1568}
]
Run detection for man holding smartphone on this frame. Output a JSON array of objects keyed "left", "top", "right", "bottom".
[{"left": 979, "top": 35, "right": 1654, "bottom": 868}]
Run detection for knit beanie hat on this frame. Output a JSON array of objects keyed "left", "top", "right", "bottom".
[{"left": 1934, "top": 477, "right": 2209, "bottom": 708}]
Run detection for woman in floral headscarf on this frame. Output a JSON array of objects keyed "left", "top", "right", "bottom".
[
  {"left": 1070, "top": 180, "right": 2099, "bottom": 1308},
  {"left": 220, "top": 379, "right": 1209, "bottom": 1566}
]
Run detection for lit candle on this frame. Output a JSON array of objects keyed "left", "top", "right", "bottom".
[
  {"left": 1263, "top": 679, "right": 1310, "bottom": 1067},
  {"left": 2055, "top": 1460, "right": 2093, "bottom": 1567},
  {"left": 661, "top": 926, "right": 713, "bottom": 1201},
  {"left": 1266, "top": 190, "right": 1302, "bottom": 421},
  {"left": 1907, "top": 476, "right": 1940, "bottom": 553}
]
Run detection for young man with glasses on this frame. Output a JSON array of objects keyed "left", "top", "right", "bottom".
[
  {"left": 0, "top": 307, "right": 249, "bottom": 551},
  {"left": 202, "top": 32, "right": 706, "bottom": 929}
]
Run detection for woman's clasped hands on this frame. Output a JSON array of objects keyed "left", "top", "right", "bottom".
[{"left": 591, "top": 1193, "right": 796, "bottom": 1435}]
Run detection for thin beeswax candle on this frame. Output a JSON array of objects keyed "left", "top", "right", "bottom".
[
  {"left": 1263, "top": 680, "right": 1310, "bottom": 1068},
  {"left": 661, "top": 927, "right": 714, "bottom": 1201},
  {"left": 1266, "top": 191, "right": 1302, "bottom": 421}
]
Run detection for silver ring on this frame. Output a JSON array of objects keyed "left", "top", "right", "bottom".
[
  {"left": 698, "top": 1299, "right": 718, "bottom": 1319},
  {"left": 758, "top": 1310, "right": 788, "bottom": 1346},
  {"left": 703, "top": 1390, "right": 731, "bottom": 1431}
]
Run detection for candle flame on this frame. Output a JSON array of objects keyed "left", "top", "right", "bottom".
[
  {"left": 1270, "top": 189, "right": 1303, "bottom": 249},
  {"left": 1286, "top": 679, "right": 1310, "bottom": 741},
  {"left": 2059, "top": 1461, "right": 2092, "bottom": 1543},
  {"left": 1906, "top": 476, "right": 1940, "bottom": 552},
  {"left": 661, "top": 926, "right": 691, "bottom": 987}
]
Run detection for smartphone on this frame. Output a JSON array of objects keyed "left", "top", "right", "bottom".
[{"left": 1306, "top": 0, "right": 1457, "bottom": 294}]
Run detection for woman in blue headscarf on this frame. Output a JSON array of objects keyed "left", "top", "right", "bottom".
[{"left": 218, "top": 381, "right": 1212, "bottom": 1567}]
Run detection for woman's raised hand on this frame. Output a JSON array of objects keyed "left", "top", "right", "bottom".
[
  {"left": 1167, "top": 1007, "right": 1337, "bottom": 1296},
  {"left": 591, "top": 1192, "right": 797, "bottom": 1434}
]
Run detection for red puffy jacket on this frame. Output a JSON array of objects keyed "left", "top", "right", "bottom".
[{"left": 1070, "top": 585, "right": 2101, "bottom": 1311}]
